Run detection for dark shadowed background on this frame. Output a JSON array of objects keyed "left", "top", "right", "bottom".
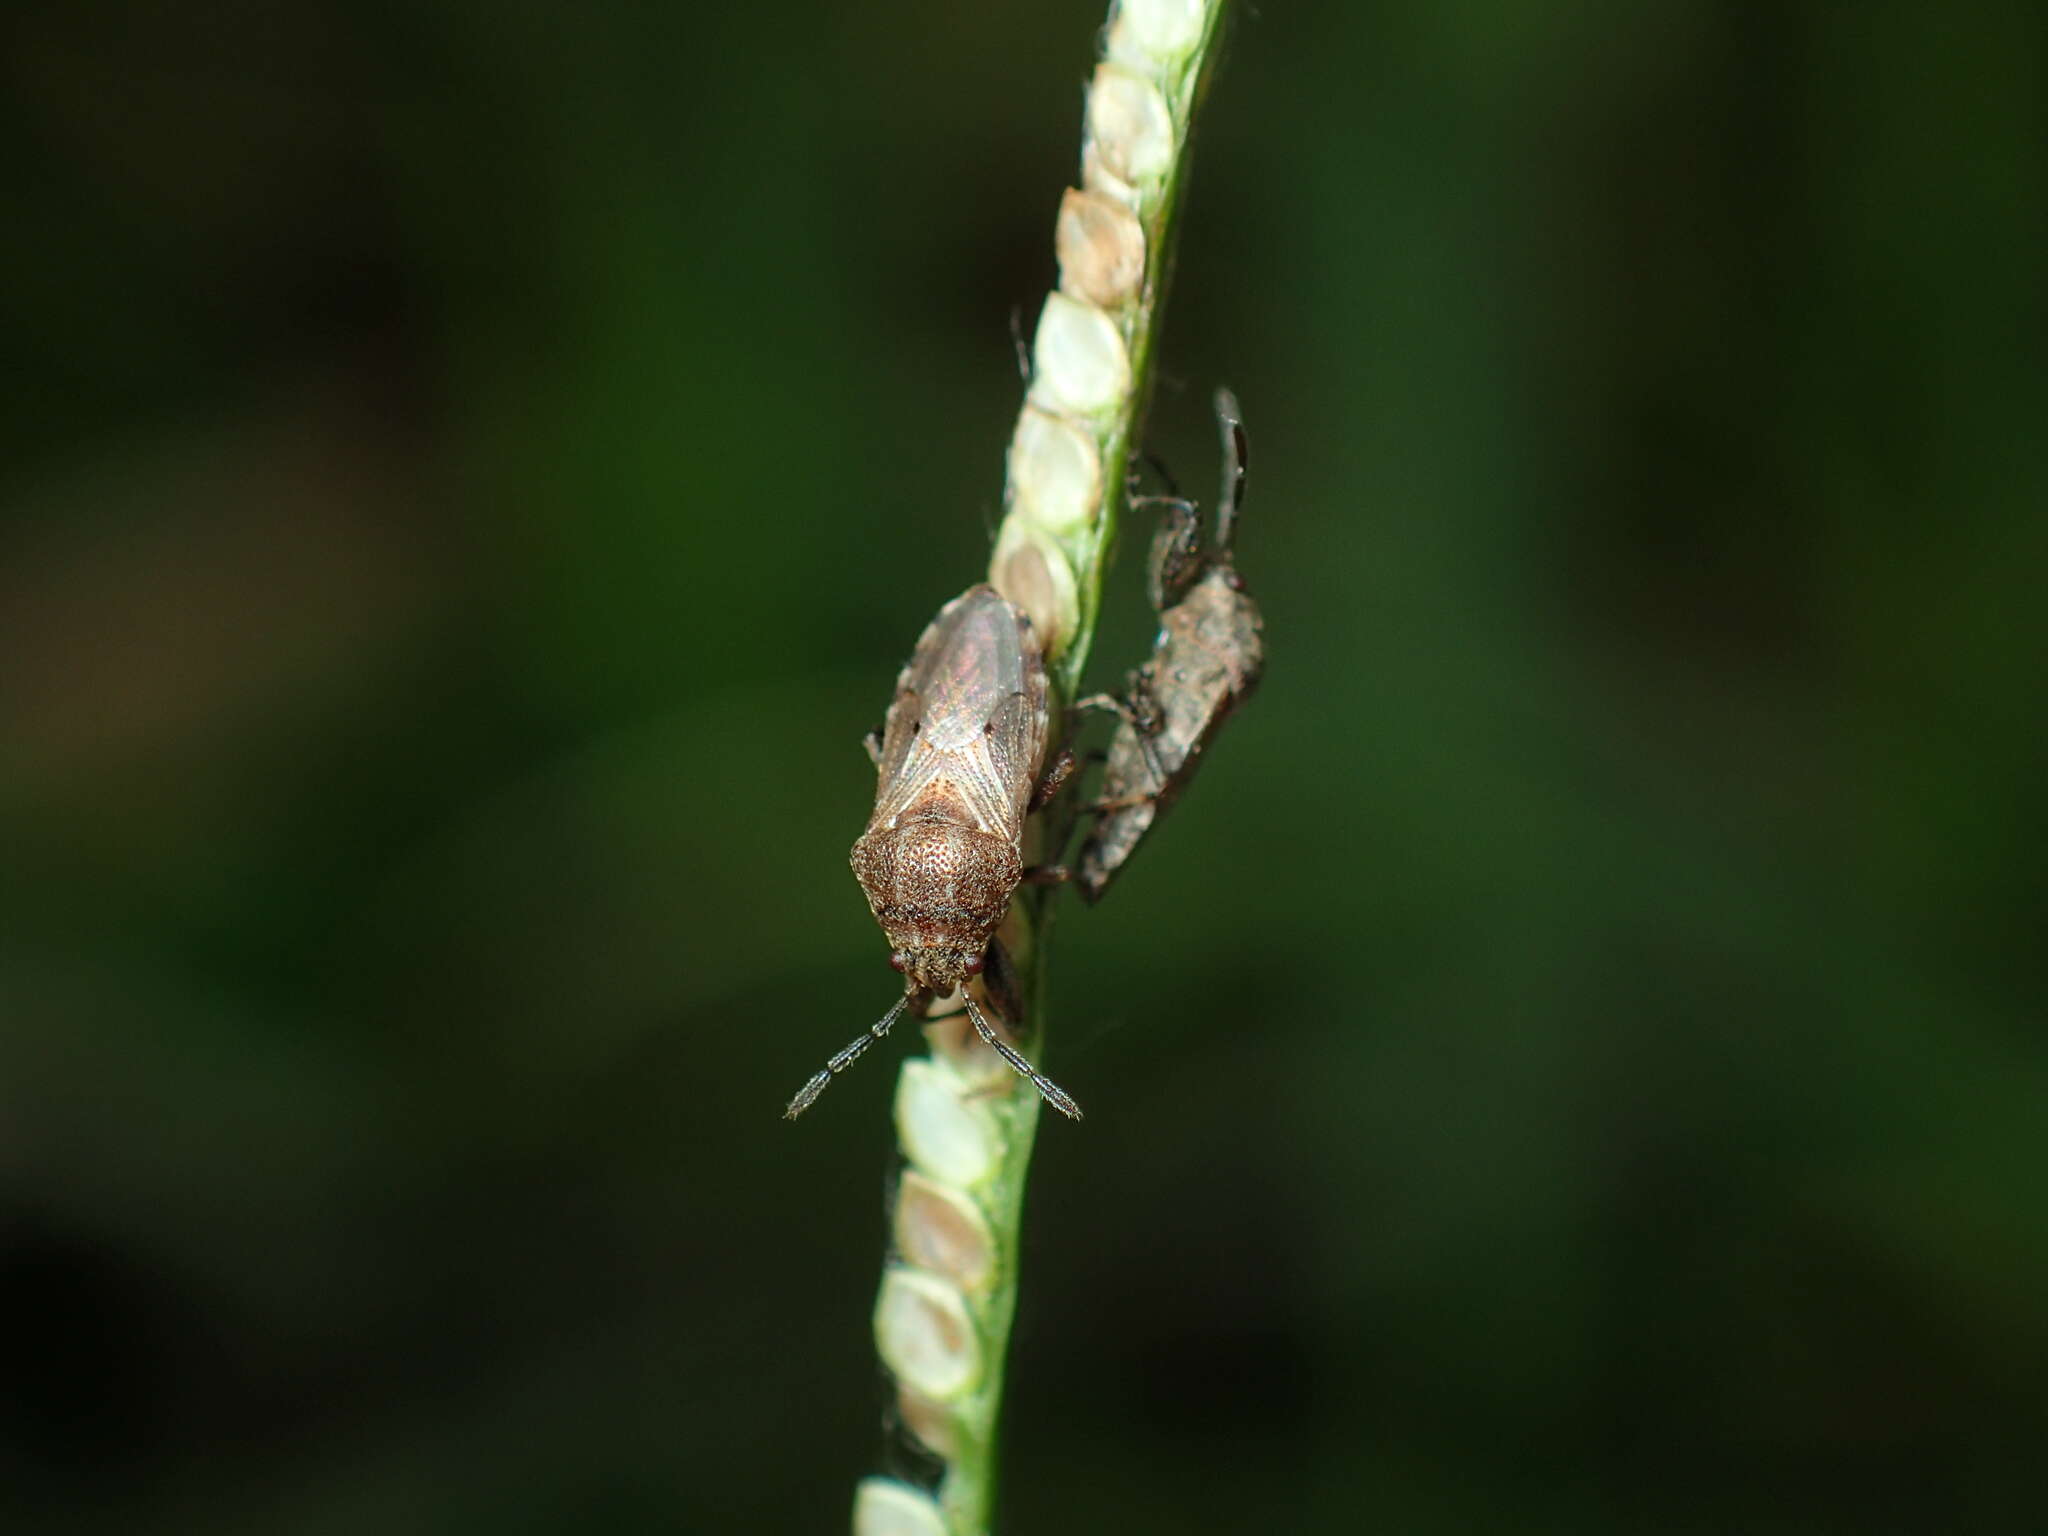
[{"left": 4, "top": 2, "right": 2044, "bottom": 1531}]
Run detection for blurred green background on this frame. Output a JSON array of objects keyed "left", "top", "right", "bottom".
[{"left": 4, "top": 1, "right": 2044, "bottom": 1531}]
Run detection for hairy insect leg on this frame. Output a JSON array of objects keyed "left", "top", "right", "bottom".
[
  {"left": 1027, "top": 743, "right": 1079, "bottom": 814},
  {"left": 863, "top": 729, "right": 883, "bottom": 767},
  {"left": 1138, "top": 496, "right": 1204, "bottom": 612},
  {"left": 1073, "top": 689, "right": 1152, "bottom": 734},
  {"left": 962, "top": 990, "right": 1082, "bottom": 1120},
  {"left": 1128, "top": 448, "right": 1185, "bottom": 502},
  {"left": 1073, "top": 688, "right": 1168, "bottom": 794},
  {"left": 783, "top": 993, "right": 912, "bottom": 1119}
]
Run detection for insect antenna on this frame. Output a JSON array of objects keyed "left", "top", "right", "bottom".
[
  {"left": 1213, "top": 387, "right": 1248, "bottom": 552},
  {"left": 961, "top": 989, "right": 1084, "bottom": 1121},
  {"left": 784, "top": 993, "right": 912, "bottom": 1120}
]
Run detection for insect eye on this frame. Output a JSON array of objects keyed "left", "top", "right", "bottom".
[
  {"left": 962, "top": 953, "right": 985, "bottom": 976},
  {"left": 983, "top": 722, "right": 995, "bottom": 737},
  {"left": 910, "top": 721, "right": 921, "bottom": 735},
  {"left": 888, "top": 952, "right": 907, "bottom": 973}
]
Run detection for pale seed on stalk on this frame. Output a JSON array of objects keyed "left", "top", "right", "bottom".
[
  {"left": 1028, "top": 292, "right": 1130, "bottom": 415},
  {"left": 875, "top": 1266, "right": 982, "bottom": 1400},
  {"left": 894, "top": 1169, "right": 997, "bottom": 1293},
  {"left": 1107, "top": 0, "right": 1206, "bottom": 65},
  {"left": 1057, "top": 188, "right": 1146, "bottom": 310},
  {"left": 1007, "top": 404, "right": 1104, "bottom": 538},
  {"left": 894, "top": 1383, "right": 959, "bottom": 1460},
  {"left": 1086, "top": 64, "right": 1174, "bottom": 183},
  {"left": 990, "top": 523, "right": 1079, "bottom": 661},
  {"left": 853, "top": 1478, "right": 948, "bottom": 1536},
  {"left": 895, "top": 1059, "right": 998, "bottom": 1187}
]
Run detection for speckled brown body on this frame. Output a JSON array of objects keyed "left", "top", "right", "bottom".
[
  {"left": 786, "top": 581, "right": 1079, "bottom": 1120},
  {"left": 851, "top": 584, "right": 1049, "bottom": 994},
  {"left": 1076, "top": 391, "right": 1263, "bottom": 902},
  {"left": 774, "top": 581, "right": 1081, "bottom": 1122}
]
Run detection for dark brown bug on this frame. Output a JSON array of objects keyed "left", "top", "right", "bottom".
[
  {"left": 785, "top": 584, "right": 1082, "bottom": 1121},
  {"left": 1075, "top": 389, "right": 1263, "bottom": 902}
]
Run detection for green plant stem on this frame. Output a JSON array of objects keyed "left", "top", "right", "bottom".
[{"left": 857, "top": 5, "right": 1234, "bottom": 1534}]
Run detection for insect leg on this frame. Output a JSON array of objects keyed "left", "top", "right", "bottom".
[
  {"left": 1133, "top": 449, "right": 1182, "bottom": 500},
  {"left": 1072, "top": 691, "right": 1142, "bottom": 728},
  {"left": 1073, "top": 686, "right": 1167, "bottom": 794},
  {"left": 962, "top": 990, "right": 1082, "bottom": 1121},
  {"left": 1143, "top": 496, "right": 1204, "bottom": 612},
  {"left": 783, "top": 994, "right": 911, "bottom": 1119}
]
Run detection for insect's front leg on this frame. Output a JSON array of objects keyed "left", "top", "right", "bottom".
[
  {"left": 863, "top": 728, "right": 883, "bottom": 767},
  {"left": 1072, "top": 688, "right": 1154, "bottom": 736},
  {"left": 1074, "top": 676, "right": 1168, "bottom": 799},
  {"left": 1125, "top": 446, "right": 1205, "bottom": 601},
  {"left": 1142, "top": 496, "right": 1206, "bottom": 613}
]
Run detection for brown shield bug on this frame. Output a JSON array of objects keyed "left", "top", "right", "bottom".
[
  {"left": 1074, "top": 388, "right": 1263, "bottom": 902},
  {"left": 785, "top": 584, "right": 1082, "bottom": 1121}
]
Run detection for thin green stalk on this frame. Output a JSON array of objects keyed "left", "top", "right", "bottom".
[{"left": 855, "top": 4, "right": 1234, "bottom": 1533}]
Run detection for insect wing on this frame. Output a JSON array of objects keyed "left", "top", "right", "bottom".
[
  {"left": 869, "top": 586, "right": 1046, "bottom": 836},
  {"left": 916, "top": 588, "right": 1028, "bottom": 752}
]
